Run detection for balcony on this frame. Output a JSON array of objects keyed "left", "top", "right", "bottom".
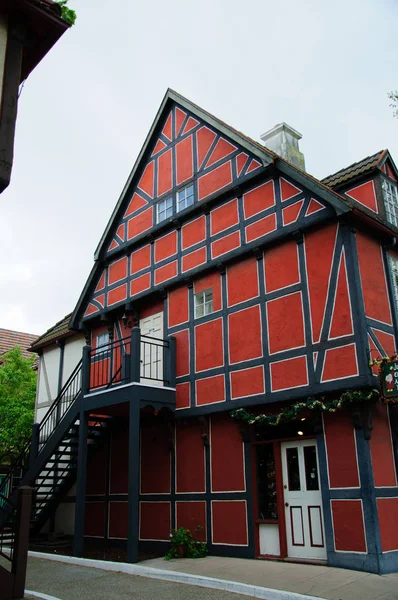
[{"left": 81, "top": 327, "right": 176, "bottom": 412}]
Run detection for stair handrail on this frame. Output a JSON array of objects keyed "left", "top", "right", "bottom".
[{"left": 0, "top": 359, "right": 83, "bottom": 502}]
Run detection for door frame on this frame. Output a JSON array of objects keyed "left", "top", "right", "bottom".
[{"left": 252, "top": 435, "right": 322, "bottom": 560}]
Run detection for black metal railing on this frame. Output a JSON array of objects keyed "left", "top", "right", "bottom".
[
  {"left": 140, "top": 335, "right": 169, "bottom": 383},
  {"left": 0, "top": 496, "right": 15, "bottom": 562},
  {"left": 88, "top": 336, "right": 131, "bottom": 390}
]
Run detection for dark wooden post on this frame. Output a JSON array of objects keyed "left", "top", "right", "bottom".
[
  {"left": 73, "top": 409, "right": 88, "bottom": 558},
  {"left": 29, "top": 424, "right": 40, "bottom": 470},
  {"left": 130, "top": 327, "right": 141, "bottom": 383},
  {"left": 12, "top": 486, "right": 33, "bottom": 600},
  {"left": 127, "top": 399, "right": 140, "bottom": 563},
  {"left": 165, "top": 336, "right": 176, "bottom": 387},
  {"left": 81, "top": 345, "right": 91, "bottom": 396}
]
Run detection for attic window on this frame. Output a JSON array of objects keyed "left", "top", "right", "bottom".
[
  {"left": 177, "top": 184, "right": 194, "bottom": 213},
  {"left": 157, "top": 197, "right": 173, "bottom": 223},
  {"left": 382, "top": 179, "right": 398, "bottom": 227}
]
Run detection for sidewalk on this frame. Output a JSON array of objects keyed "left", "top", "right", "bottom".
[{"left": 26, "top": 551, "right": 398, "bottom": 600}]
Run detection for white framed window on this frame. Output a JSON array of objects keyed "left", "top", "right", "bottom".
[
  {"left": 157, "top": 197, "right": 173, "bottom": 223},
  {"left": 382, "top": 179, "right": 398, "bottom": 227},
  {"left": 390, "top": 255, "right": 398, "bottom": 314},
  {"left": 194, "top": 288, "right": 213, "bottom": 318},
  {"left": 177, "top": 184, "right": 194, "bottom": 213},
  {"left": 96, "top": 332, "right": 109, "bottom": 354}
]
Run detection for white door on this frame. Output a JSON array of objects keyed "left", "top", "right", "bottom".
[
  {"left": 139, "top": 311, "right": 164, "bottom": 386},
  {"left": 281, "top": 440, "right": 327, "bottom": 560}
]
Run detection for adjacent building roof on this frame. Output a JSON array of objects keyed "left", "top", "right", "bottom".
[
  {"left": 0, "top": 328, "right": 39, "bottom": 360},
  {"left": 321, "top": 150, "right": 386, "bottom": 188},
  {"left": 29, "top": 313, "right": 72, "bottom": 351}
]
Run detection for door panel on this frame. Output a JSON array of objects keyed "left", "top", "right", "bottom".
[
  {"left": 139, "top": 311, "right": 164, "bottom": 386},
  {"left": 281, "top": 440, "right": 326, "bottom": 560}
]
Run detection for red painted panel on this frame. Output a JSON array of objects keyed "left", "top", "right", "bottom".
[
  {"left": 85, "top": 303, "right": 99, "bottom": 317},
  {"left": 94, "top": 294, "right": 105, "bottom": 308},
  {"left": 196, "top": 374, "right": 225, "bottom": 406},
  {"left": 127, "top": 207, "right": 153, "bottom": 240},
  {"left": 211, "top": 414, "right": 245, "bottom": 492},
  {"left": 140, "top": 502, "right": 170, "bottom": 540},
  {"left": 198, "top": 162, "right": 232, "bottom": 200},
  {"left": 130, "top": 273, "right": 151, "bottom": 296},
  {"left": 139, "top": 299, "right": 163, "bottom": 319},
  {"left": 86, "top": 442, "right": 107, "bottom": 495},
  {"left": 124, "top": 192, "right": 148, "bottom": 218},
  {"left": 141, "top": 420, "right": 171, "bottom": 494},
  {"left": 162, "top": 112, "right": 172, "bottom": 140},
  {"left": 372, "top": 329, "right": 396, "bottom": 357},
  {"left": 176, "top": 420, "right": 205, "bottom": 492},
  {"left": 377, "top": 499, "right": 398, "bottom": 551},
  {"left": 138, "top": 161, "right": 154, "bottom": 198},
  {"left": 282, "top": 199, "right": 304, "bottom": 225},
  {"left": 212, "top": 501, "right": 248, "bottom": 545},
  {"left": 231, "top": 366, "right": 264, "bottom": 399},
  {"left": 329, "top": 250, "right": 353, "bottom": 339},
  {"left": 174, "top": 329, "right": 190, "bottom": 377},
  {"left": 157, "top": 148, "right": 173, "bottom": 197},
  {"left": 356, "top": 232, "right": 392, "bottom": 324},
  {"left": 243, "top": 181, "right": 275, "bottom": 219},
  {"left": 154, "top": 261, "right": 177, "bottom": 285},
  {"left": 387, "top": 163, "right": 397, "bottom": 181},
  {"left": 168, "top": 287, "right": 189, "bottom": 328},
  {"left": 246, "top": 159, "right": 261, "bottom": 174},
  {"left": 176, "top": 136, "right": 193, "bottom": 185},
  {"left": 108, "top": 284, "right": 127, "bottom": 306},
  {"left": 270, "top": 356, "right": 308, "bottom": 392},
  {"left": 175, "top": 107, "right": 186, "bottom": 137},
  {"left": 176, "top": 382, "right": 190, "bottom": 410},
  {"left": 196, "top": 127, "right": 217, "bottom": 169},
  {"left": 280, "top": 178, "right": 301, "bottom": 201},
  {"left": 331, "top": 500, "right": 366, "bottom": 552},
  {"left": 181, "top": 215, "right": 206, "bottom": 249},
  {"left": 110, "top": 427, "right": 128, "bottom": 493},
  {"left": 245, "top": 213, "right": 276, "bottom": 243},
  {"left": 205, "top": 138, "right": 237, "bottom": 169},
  {"left": 321, "top": 344, "right": 358, "bottom": 382},
  {"left": 267, "top": 292, "right": 305, "bottom": 354},
  {"left": 194, "top": 271, "right": 222, "bottom": 311},
  {"left": 195, "top": 318, "right": 223, "bottom": 371},
  {"left": 227, "top": 256, "right": 259, "bottom": 306},
  {"left": 211, "top": 231, "right": 240, "bottom": 258},
  {"left": 176, "top": 502, "right": 207, "bottom": 541},
  {"left": 108, "top": 256, "right": 127, "bottom": 285},
  {"left": 370, "top": 404, "right": 397, "bottom": 487},
  {"left": 95, "top": 271, "right": 106, "bottom": 292},
  {"left": 182, "top": 247, "right": 207, "bottom": 272},
  {"left": 155, "top": 231, "right": 177, "bottom": 263},
  {"left": 108, "top": 239, "right": 118, "bottom": 251},
  {"left": 304, "top": 224, "right": 338, "bottom": 343},
  {"left": 131, "top": 245, "right": 151, "bottom": 274},
  {"left": 84, "top": 502, "right": 105, "bottom": 537},
  {"left": 368, "top": 335, "right": 381, "bottom": 375},
  {"left": 228, "top": 305, "right": 262, "bottom": 364},
  {"left": 236, "top": 152, "right": 249, "bottom": 177},
  {"left": 116, "top": 224, "right": 125, "bottom": 241},
  {"left": 210, "top": 198, "right": 239, "bottom": 236},
  {"left": 152, "top": 139, "right": 167, "bottom": 156},
  {"left": 323, "top": 411, "right": 359, "bottom": 488},
  {"left": 182, "top": 116, "right": 199, "bottom": 135},
  {"left": 109, "top": 502, "right": 128, "bottom": 539},
  {"left": 345, "top": 181, "right": 377, "bottom": 213},
  {"left": 305, "top": 198, "right": 325, "bottom": 216},
  {"left": 264, "top": 240, "right": 299, "bottom": 292}
]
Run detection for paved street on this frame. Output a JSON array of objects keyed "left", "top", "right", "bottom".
[{"left": 25, "top": 556, "right": 258, "bottom": 600}]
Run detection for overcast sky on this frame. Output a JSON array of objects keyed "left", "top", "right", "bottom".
[{"left": 0, "top": 0, "right": 397, "bottom": 336}]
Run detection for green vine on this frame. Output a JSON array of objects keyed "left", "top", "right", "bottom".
[
  {"left": 231, "top": 388, "right": 381, "bottom": 427},
  {"left": 55, "top": 1, "right": 77, "bottom": 26}
]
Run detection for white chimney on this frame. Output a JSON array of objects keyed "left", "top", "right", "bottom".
[{"left": 260, "top": 122, "right": 305, "bottom": 171}]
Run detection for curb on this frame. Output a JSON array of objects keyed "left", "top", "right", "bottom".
[
  {"left": 28, "top": 551, "right": 324, "bottom": 600},
  {"left": 26, "top": 592, "right": 62, "bottom": 600}
]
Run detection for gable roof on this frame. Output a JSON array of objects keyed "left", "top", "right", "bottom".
[
  {"left": 0, "top": 328, "right": 39, "bottom": 360},
  {"left": 29, "top": 313, "right": 72, "bottom": 351},
  {"left": 321, "top": 150, "right": 386, "bottom": 188}
]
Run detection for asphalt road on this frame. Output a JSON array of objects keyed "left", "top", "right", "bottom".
[{"left": 26, "top": 556, "right": 256, "bottom": 600}]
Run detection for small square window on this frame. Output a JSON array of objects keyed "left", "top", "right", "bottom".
[
  {"left": 382, "top": 179, "right": 398, "bottom": 227},
  {"left": 96, "top": 333, "right": 109, "bottom": 354},
  {"left": 177, "top": 184, "right": 194, "bottom": 213},
  {"left": 157, "top": 197, "right": 173, "bottom": 223},
  {"left": 194, "top": 288, "right": 213, "bottom": 318}
]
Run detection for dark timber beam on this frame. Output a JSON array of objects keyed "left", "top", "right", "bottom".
[
  {"left": 127, "top": 399, "right": 140, "bottom": 563},
  {"left": 73, "top": 408, "right": 88, "bottom": 558}
]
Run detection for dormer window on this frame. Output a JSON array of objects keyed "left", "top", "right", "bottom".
[
  {"left": 177, "top": 184, "right": 194, "bottom": 213},
  {"left": 382, "top": 179, "right": 398, "bottom": 227},
  {"left": 157, "top": 197, "right": 173, "bottom": 223}
]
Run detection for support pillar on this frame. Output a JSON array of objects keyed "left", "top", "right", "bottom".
[
  {"left": 73, "top": 408, "right": 88, "bottom": 557},
  {"left": 127, "top": 398, "right": 140, "bottom": 563}
]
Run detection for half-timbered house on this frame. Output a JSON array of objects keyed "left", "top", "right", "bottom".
[{"left": 3, "top": 89, "right": 398, "bottom": 575}]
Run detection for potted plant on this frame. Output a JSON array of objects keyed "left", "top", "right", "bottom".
[{"left": 165, "top": 526, "right": 207, "bottom": 560}]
